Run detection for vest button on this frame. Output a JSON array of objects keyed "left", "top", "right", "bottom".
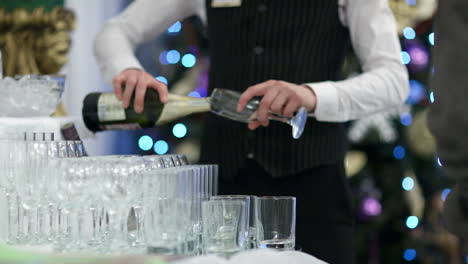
[
  {"left": 254, "top": 46, "right": 264, "bottom": 55},
  {"left": 258, "top": 4, "right": 267, "bottom": 12}
]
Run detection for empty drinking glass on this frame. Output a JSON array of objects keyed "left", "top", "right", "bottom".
[
  {"left": 210, "top": 195, "right": 250, "bottom": 248},
  {"left": 202, "top": 200, "right": 248, "bottom": 257},
  {"left": 256, "top": 196, "right": 296, "bottom": 251}
]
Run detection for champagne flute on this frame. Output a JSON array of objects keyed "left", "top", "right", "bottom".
[{"left": 209, "top": 88, "right": 307, "bottom": 139}]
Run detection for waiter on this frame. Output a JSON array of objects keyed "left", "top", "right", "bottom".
[{"left": 94, "top": 0, "right": 409, "bottom": 262}]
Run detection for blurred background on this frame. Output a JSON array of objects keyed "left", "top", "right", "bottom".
[{"left": 0, "top": 0, "right": 462, "bottom": 263}]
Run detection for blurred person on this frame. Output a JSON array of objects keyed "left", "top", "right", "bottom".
[
  {"left": 428, "top": 0, "right": 468, "bottom": 243},
  {"left": 94, "top": 0, "right": 409, "bottom": 262}
]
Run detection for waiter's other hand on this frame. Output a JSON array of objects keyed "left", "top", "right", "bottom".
[
  {"left": 112, "top": 68, "right": 169, "bottom": 113},
  {"left": 237, "top": 80, "right": 316, "bottom": 130}
]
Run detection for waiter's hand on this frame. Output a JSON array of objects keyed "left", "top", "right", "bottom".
[
  {"left": 112, "top": 68, "right": 168, "bottom": 113},
  {"left": 237, "top": 80, "right": 316, "bottom": 130}
]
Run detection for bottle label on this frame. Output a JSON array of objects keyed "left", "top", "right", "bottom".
[
  {"left": 97, "top": 93, "right": 126, "bottom": 122},
  {"left": 99, "top": 123, "right": 142, "bottom": 131}
]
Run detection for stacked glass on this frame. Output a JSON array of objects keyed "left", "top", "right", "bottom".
[
  {"left": 0, "top": 140, "right": 219, "bottom": 255},
  {"left": 0, "top": 133, "right": 296, "bottom": 257},
  {"left": 0, "top": 134, "right": 86, "bottom": 246}
]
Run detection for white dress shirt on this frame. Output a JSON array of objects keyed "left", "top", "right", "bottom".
[{"left": 94, "top": 0, "right": 409, "bottom": 122}]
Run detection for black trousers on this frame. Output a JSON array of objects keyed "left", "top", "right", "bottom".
[{"left": 219, "top": 159, "right": 355, "bottom": 264}]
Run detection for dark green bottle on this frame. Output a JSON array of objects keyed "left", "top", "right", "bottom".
[{"left": 82, "top": 89, "right": 210, "bottom": 132}]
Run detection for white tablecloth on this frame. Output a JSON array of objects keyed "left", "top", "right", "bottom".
[{"left": 175, "top": 249, "right": 328, "bottom": 264}]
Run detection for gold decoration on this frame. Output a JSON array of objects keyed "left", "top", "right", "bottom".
[
  {"left": 389, "top": 0, "right": 437, "bottom": 32},
  {"left": 0, "top": 7, "right": 75, "bottom": 117},
  {"left": 0, "top": 7, "right": 75, "bottom": 76},
  {"left": 405, "top": 110, "right": 437, "bottom": 159},
  {"left": 345, "top": 151, "right": 368, "bottom": 178}
]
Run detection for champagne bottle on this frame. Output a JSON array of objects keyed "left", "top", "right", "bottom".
[{"left": 82, "top": 89, "right": 210, "bottom": 132}]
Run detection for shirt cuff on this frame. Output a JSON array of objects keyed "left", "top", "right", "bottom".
[
  {"left": 102, "top": 56, "right": 144, "bottom": 83},
  {"left": 304, "top": 81, "right": 339, "bottom": 122}
]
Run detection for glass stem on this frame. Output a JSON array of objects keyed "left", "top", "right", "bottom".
[{"left": 133, "top": 205, "right": 144, "bottom": 245}]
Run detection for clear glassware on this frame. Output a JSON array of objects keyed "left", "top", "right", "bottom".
[
  {"left": 177, "top": 154, "right": 190, "bottom": 166},
  {"left": 144, "top": 197, "right": 191, "bottom": 255},
  {"left": 99, "top": 157, "right": 143, "bottom": 254},
  {"left": 0, "top": 139, "right": 25, "bottom": 244},
  {"left": 210, "top": 88, "right": 307, "bottom": 139},
  {"left": 201, "top": 200, "right": 248, "bottom": 257},
  {"left": 256, "top": 196, "right": 296, "bottom": 251},
  {"left": 211, "top": 195, "right": 252, "bottom": 249}
]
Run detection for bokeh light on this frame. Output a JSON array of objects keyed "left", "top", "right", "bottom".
[
  {"left": 406, "top": 216, "right": 419, "bottom": 229},
  {"left": 402, "top": 177, "right": 415, "bottom": 191},
  {"left": 404, "top": 249, "right": 417, "bottom": 261},
  {"left": 403, "top": 27, "right": 416, "bottom": 40},
  {"left": 400, "top": 113, "right": 413, "bottom": 126},
  {"left": 406, "top": 80, "right": 426, "bottom": 104},
  {"left": 182, "top": 54, "right": 197, "bottom": 68},
  {"left": 401, "top": 51, "right": 411, "bottom": 65},
  {"left": 159, "top": 51, "right": 169, "bottom": 65},
  {"left": 442, "top": 188, "right": 451, "bottom": 201},
  {"left": 168, "top": 21, "right": 182, "bottom": 34},
  {"left": 155, "top": 76, "right": 168, "bottom": 85},
  {"left": 362, "top": 198, "right": 382, "bottom": 217},
  {"left": 138, "top": 135, "right": 153, "bottom": 151},
  {"left": 166, "top": 50, "right": 181, "bottom": 64},
  {"left": 393, "top": 146, "right": 406, "bottom": 160},
  {"left": 408, "top": 46, "right": 429, "bottom": 67},
  {"left": 437, "top": 157, "right": 443, "bottom": 167},
  {"left": 172, "top": 123, "right": 188, "bottom": 139},
  {"left": 430, "top": 91, "right": 435, "bottom": 103},
  {"left": 154, "top": 140, "right": 169, "bottom": 154},
  {"left": 428, "top": 32, "right": 435, "bottom": 46}
]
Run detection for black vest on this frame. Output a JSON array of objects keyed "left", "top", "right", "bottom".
[{"left": 200, "top": 0, "right": 350, "bottom": 179}]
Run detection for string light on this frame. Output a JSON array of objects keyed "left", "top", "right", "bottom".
[
  {"left": 182, "top": 54, "right": 197, "bottom": 68},
  {"left": 168, "top": 21, "right": 182, "bottom": 34},
  {"left": 403, "top": 27, "right": 416, "bottom": 40},
  {"left": 159, "top": 51, "right": 169, "bottom": 65},
  {"left": 155, "top": 76, "right": 168, "bottom": 85},
  {"left": 172, "top": 123, "right": 188, "bottom": 139},
  {"left": 404, "top": 249, "right": 417, "bottom": 261},
  {"left": 154, "top": 140, "right": 169, "bottom": 154},
  {"left": 400, "top": 113, "right": 413, "bottom": 126},
  {"left": 393, "top": 146, "right": 406, "bottom": 160},
  {"left": 166, "top": 50, "right": 181, "bottom": 64},
  {"left": 428, "top": 32, "right": 435, "bottom": 46},
  {"left": 138, "top": 135, "right": 153, "bottom": 151},
  {"left": 402, "top": 177, "right": 415, "bottom": 191},
  {"left": 408, "top": 46, "right": 429, "bottom": 67},
  {"left": 430, "top": 92, "right": 435, "bottom": 103},
  {"left": 401, "top": 51, "right": 411, "bottom": 65},
  {"left": 362, "top": 198, "right": 382, "bottom": 217},
  {"left": 406, "top": 216, "right": 419, "bottom": 229},
  {"left": 406, "top": 80, "right": 426, "bottom": 104}
]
